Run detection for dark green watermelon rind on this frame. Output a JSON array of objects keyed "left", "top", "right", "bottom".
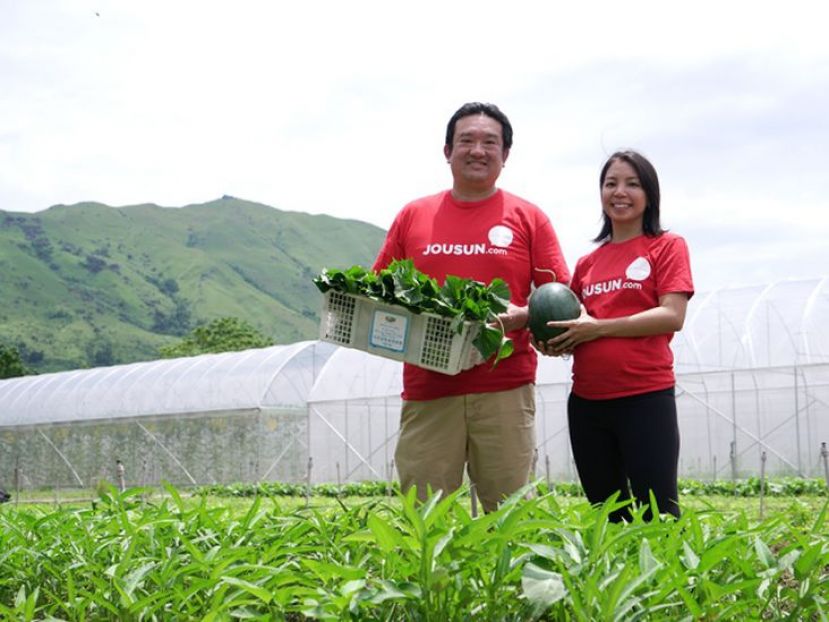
[{"left": 527, "top": 283, "right": 581, "bottom": 342}]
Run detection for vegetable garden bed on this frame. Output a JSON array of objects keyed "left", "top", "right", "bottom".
[{"left": 2, "top": 483, "right": 827, "bottom": 620}]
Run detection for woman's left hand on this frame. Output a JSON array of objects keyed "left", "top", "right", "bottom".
[
  {"left": 538, "top": 292, "right": 691, "bottom": 355},
  {"left": 540, "top": 306, "right": 602, "bottom": 354}
]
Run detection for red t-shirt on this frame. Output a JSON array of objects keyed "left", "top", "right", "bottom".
[
  {"left": 569, "top": 232, "right": 694, "bottom": 400},
  {"left": 373, "top": 189, "right": 570, "bottom": 401}
]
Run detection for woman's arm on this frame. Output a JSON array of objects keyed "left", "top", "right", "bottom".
[{"left": 536, "top": 292, "right": 689, "bottom": 355}]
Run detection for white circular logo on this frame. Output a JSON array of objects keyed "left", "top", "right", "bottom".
[
  {"left": 488, "top": 225, "right": 513, "bottom": 248},
  {"left": 625, "top": 257, "right": 651, "bottom": 281}
]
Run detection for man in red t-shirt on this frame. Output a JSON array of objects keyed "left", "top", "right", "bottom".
[{"left": 373, "top": 102, "right": 570, "bottom": 512}]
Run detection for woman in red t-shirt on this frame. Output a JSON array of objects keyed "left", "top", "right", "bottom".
[{"left": 538, "top": 150, "right": 694, "bottom": 520}]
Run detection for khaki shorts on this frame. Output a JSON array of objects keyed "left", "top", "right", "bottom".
[{"left": 395, "top": 384, "right": 536, "bottom": 513}]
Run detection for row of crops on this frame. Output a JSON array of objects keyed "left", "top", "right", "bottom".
[
  {"left": 192, "top": 477, "right": 829, "bottom": 499},
  {"left": 2, "top": 482, "right": 828, "bottom": 620}
]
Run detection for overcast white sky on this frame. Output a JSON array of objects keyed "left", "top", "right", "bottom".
[{"left": 2, "top": 0, "right": 827, "bottom": 293}]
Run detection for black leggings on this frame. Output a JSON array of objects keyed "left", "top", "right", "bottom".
[{"left": 568, "top": 387, "right": 680, "bottom": 521}]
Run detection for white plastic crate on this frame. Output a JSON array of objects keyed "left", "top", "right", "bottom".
[{"left": 319, "top": 290, "right": 482, "bottom": 375}]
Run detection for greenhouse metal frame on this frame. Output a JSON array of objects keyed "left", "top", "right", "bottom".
[{"left": 1, "top": 277, "right": 827, "bottom": 492}]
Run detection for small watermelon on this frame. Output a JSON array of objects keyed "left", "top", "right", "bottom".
[{"left": 527, "top": 282, "right": 581, "bottom": 341}]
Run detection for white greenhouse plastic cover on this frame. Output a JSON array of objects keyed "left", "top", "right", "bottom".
[
  {"left": 0, "top": 276, "right": 826, "bottom": 427},
  {"left": 0, "top": 340, "right": 337, "bottom": 427},
  {"left": 674, "top": 277, "right": 829, "bottom": 372},
  {"left": 308, "top": 276, "right": 829, "bottom": 401},
  {"left": 305, "top": 347, "right": 573, "bottom": 403},
  {"left": 1, "top": 277, "right": 827, "bottom": 484}
]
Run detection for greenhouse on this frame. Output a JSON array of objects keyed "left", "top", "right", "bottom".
[
  {"left": 1, "top": 277, "right": 827, "bottom": 492},
  {"left": 0, "top": 341, "right": 337, "bottom": 490}
]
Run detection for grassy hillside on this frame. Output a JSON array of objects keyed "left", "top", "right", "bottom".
[{"left": 0, "top": 197, "right": 386, "bottom": 372}]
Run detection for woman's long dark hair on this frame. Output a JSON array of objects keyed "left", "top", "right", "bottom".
[{"left": 594, "top": 150, "right": 664, "bottom": 242}]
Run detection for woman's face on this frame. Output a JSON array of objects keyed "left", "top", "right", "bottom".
[{"left": 601, "top": 159, "right": 647, "bottom": 230}]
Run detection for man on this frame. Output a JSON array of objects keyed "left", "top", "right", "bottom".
[{"left": 373, "top": 102, "right": 570, "bottom": 512}]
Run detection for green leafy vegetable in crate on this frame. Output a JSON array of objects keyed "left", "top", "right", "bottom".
[{"left": 314, "top": 259, "right": 514, "bottom": 365}]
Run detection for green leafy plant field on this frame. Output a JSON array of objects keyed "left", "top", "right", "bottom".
[
  {"left": 2, "top": 484, "right": 827, "bottom": 620},
  {"left": 192, "top": 477, "right": 829, "bottom": 500}
]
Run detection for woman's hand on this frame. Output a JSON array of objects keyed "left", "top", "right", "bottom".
[
  {"left": 534, "top": 337, "right": 572, "bottom": 357},
  {"left": 534, "top": 306, "right": 599, "bottom": 356},
  {"left": 534, "top": 293, "right": 690, "bottom": 356}
]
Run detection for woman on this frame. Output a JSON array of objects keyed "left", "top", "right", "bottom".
[{"left": 539, "top": 150, "right": 693, "bottom": 520}]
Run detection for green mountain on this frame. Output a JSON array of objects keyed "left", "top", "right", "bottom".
[{"left": 0, "top": 197, "right": 386, "bottom": 373}]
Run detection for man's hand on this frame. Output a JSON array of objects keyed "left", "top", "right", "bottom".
[{"left": 495, "top": 303, "right": 528, "bottom": 333}]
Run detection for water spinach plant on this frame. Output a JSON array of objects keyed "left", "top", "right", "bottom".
[
  {"left": 314, "top": 259, "right": 514, "bottom": 365},
  {"left": 194, "top": 477, "right": 829, "bottom": 500},
  {"left": 2, "top": 484, "right": 828, "bottom": 620}
]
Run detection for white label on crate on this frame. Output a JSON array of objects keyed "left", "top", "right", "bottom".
[{"left": 369, "top": 310, "right": 409, "bottom": 352}]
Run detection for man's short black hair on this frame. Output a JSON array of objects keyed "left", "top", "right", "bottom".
[{"left": 445, "top": 102, "right": 513, "bottom": 150}]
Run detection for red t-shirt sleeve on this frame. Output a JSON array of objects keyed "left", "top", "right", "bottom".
[
  {"left": 372, "top": 208, "right": 408, "bottom": 272},
  {"left": 531, "top": 211, "right": 571, "bottom": 287},
  {"left": 569, "top": 257, "right": 585, "bottom": 301},
  {"left": 654, "top": 235, "right": 694, "bottom": 300}
]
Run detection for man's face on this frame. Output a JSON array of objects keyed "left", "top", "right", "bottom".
[{"left": 444, "top": 113, "right": 509, "bottom": 195}]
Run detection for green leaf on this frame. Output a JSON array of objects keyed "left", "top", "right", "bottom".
[
  {"left": 639, "top": 538, "right": 660, "bottom": 575},
  {"left": 754, "top": 535, "right": 775, "bottom": 569},
  {"left": 473, "top": 324, "right": 504, "bottom": 362},
  {"left": 219, "top": 576, "right": 273, "bottom": 604},
  {"left": 367, "top": 513, "right": 402, "bottom": 553},
  {"left": 681, "top": 540, "right": 700, "bottom": 570},
  {"left": 487, "top": 278, "right": 511, "bottom": 313},
  {"left": 122, "top": 561, "right": 156, "bottom": 600},
  {"left": 302, "top": 559, "right": 365, "bottom": 582},
  {"left": 495, "top": 334, "right": 515, "bottom": 363},
  {"left": 521, "top": 562, "right": 566, "bottom": 607},
  {"left": 340, "top": 579, "right": 366, "bottom": 596},
  {"left": 369, "top": 580, "right": 421, "bottom": 604},
  {"left": 793, "top": 543, "right": 821, "bottom": 581}
]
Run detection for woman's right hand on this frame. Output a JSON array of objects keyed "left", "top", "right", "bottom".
[{"left": 532, "top": 333, "right": 573, "bottom": 358}]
